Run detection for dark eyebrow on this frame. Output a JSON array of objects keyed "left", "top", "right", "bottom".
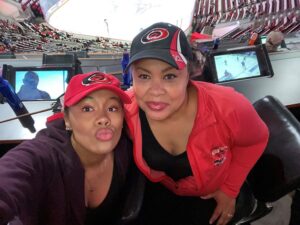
[
  {"left": 134, "top": 66, "right": 151, "bottom": 73},
  {"left": 81, "top": 95, "right": 122, "bottom": 103},
  {"left": 135, "top": 65, "right": 175, "bottom": 74},
  {"left": 162, "top": 66, "right": 176, "bottom": 73},
  {"left": 109, "top": 96, "right": 122, "bottom": 104}
]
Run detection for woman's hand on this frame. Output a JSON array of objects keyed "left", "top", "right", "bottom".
[{"left": 201, "top": 190, "right": 236, "bottom": 225}]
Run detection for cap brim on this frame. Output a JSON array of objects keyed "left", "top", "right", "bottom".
[
  {"left": 125, "top": 49, "right": 180, "bottom": 72},
  {"left": 65, "top": 85, "right": 131, "bottom": 107}
]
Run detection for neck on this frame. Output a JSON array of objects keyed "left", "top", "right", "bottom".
[
  {"left": 84, "top": 152, "right": 114, "bottom": 173},
  {"left": 71, "top": 135, "right": 113, "bottom": 169}
]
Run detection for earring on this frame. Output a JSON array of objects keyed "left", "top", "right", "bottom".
[{"left": 66, "top": 127, "right": 72, "bottom": 131}]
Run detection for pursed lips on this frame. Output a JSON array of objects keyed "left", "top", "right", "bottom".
[{"left": 95, "top": 128, "right": 114, "bottom": 141}]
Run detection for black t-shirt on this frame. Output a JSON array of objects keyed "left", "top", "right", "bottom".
[
  {"left": 85, "top": 160, "right": 123, "bottom": 225},
  {"left": 139, "top": 109, "right": 192, "bottom": 181},
  {"left": 85, "top": 134, "right": 133, "bottom": 225},
  {"left": 137, "top": 110, "right": 217, "bottom": 225}
]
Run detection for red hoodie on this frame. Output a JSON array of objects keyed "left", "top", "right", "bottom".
[{"left": 125, "top": 81, "right": 269, "bottom": 198}]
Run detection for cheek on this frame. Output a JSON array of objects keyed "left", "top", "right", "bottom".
[
  {"left": 168, "top": 84, "right": 187, "bottom": 99},
  {"left": 133, "top": 84, "right": 146, "bottom": 98},
  {"left": 67, "top": 112, "right": 94, "bottom": 133},
  {"left": 114, "top": 117, "right": 124, "bottom": 131},
  {"left": 111, "top": 112, "right": 125, "bottom": 129},
  {"left": 71, "top": 121, "right": 91, "bottom": 135},
  {"left": 172, "top": 92, "right": 186, "bottom": 107}
]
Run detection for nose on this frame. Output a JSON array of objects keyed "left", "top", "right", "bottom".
[
  {"left": 149, "top": 79, "right": 165, "bottom": 96},
  {"left": 96, "top": 114, "right": 111, "bottom": 127}
]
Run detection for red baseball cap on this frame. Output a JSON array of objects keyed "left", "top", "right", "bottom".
[{"left": 64, "top": 71, "right": 131, "bottom": 107}]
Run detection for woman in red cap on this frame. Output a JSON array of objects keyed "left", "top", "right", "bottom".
[
  {"left": 0, "top": 72, "right": 140, "bottom": 225},
  {"left": 125, "top": 22, "right": 269, "bottom": 225}
]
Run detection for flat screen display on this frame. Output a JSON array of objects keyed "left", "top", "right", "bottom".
[
  {"left": 2, "top": 65, "right": 73, "bottom": 101},
  {"left": 206, "top": 44, "right": 273, "bottom": 83},
  {"left": 15, "top": 69, "right": 68, "bottom": 100},
  {"left": 214, "top": 51, "right": 260, "bottom": 82}
]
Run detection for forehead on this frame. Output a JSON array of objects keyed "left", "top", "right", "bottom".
[
  {"left": 132, "top": 58, "right": 173, "bottom": 68},
  {"left": 25, "top": 72, "right": 38, "bottom": 79},
  {"left": 132, "top": 59, "right": 189, "bottom": 74},
  {"left": 80, "top": 89, "right": 122, "bottom": 103},
  {"left": 89, "top": 89, "right": 119, "bottom": 98}
]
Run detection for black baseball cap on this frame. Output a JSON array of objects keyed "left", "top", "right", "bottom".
[{"left": 127, "top": 22, "right": 193, "bottom": 70}]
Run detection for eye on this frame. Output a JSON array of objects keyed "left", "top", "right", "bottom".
[
  {"left": 163, "top": 73, "right": 177, "bottom": 80},
  {"left": 81, "top": 106, "right": 94, "bottom": 112},
  {"left": 138, "top": 74, "right": 150, "bottom": 80},
  {"left": 108, "top": 106, "right": 121, "bottom": 112}
]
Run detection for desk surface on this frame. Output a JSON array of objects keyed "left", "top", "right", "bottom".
[{"left": 0, "top": 101, "right": 55, "bottom": 143}]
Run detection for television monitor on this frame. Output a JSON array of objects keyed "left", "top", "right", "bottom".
[
  {"left": 67, "top": 51, "right": 89, "bottom": 58},
  {"left": 42, "top": 53, "right": 76, "bottom": 66},
  {"left": 2, "top": 65, "right": 74, "bottom": 101},
  {"left": 206, "top": 44, "right": 273, "bottom": 83}
]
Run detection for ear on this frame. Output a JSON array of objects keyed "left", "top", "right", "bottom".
[{"left": 64, "top": 113, "right": 71, "bottom": 129}]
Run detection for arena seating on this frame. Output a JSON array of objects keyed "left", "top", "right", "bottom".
[
  {"left": 1, "top": 0, "right": 299, "bottom": 56},
  {"left": 0, "top": 10, "right": 130, "bottom": 55},
  {"left": 192, "top": 0, "right": 300, "bottom": 41}
]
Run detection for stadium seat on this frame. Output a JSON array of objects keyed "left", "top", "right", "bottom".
[{"left": 232, "top": 95, "right": 300, "bottom": 224}]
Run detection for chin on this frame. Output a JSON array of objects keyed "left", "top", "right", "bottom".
[
  {"left": 95, "top": 148, "right": 115, "bottom": 156},
  {"left": 94, "top": 142, "right": 118, "bottom": 155},
  {"left": 146, "top": 110, "right": 170, "bottom": 121}
]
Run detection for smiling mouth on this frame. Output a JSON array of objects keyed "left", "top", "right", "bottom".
[{"left": 146, "top": 102, "right": 168, "bottom": 111}]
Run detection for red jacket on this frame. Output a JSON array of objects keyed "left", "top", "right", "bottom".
[{"left": 125, "top": 81, "right": 269, "bottom": 198}]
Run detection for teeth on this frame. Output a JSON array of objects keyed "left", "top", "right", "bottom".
[
  {"left": 149, "top": 104, "right": 163, "bottom": 110},
  {"left": 151, "top": 104, "right": 162, "bottom": 110}
]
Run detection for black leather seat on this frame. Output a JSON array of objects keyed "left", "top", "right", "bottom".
[
  {"left": 250, "top": 95, "right": 300, "bottom": 202},
  {"left": 233, "top": 95, "right": 300, "bottom": 224}
]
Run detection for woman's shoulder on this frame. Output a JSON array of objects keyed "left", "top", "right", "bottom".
[
  {"left": 192, "top": 81, "right": 250, "bottom": 106},
  {"left": 191, "top": 81, "right": 257, "bottom": 125},
  {"left": 192, "top": 80, "right": 237, "bottom": 95}
]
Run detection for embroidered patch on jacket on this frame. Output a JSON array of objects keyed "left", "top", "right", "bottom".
[{"left": 211, "top": 146, "right": 229, "bottom": 166}]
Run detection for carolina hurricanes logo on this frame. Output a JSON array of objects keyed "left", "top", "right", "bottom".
[
  {"left": 141, "top": 28, "right": 169, "bottom": 44},
  {"left": 82, "top": 72, "right": 112, "bottom": 86},
  {"left": 211, "top": 145, "right": 229, "bottom": 166}
]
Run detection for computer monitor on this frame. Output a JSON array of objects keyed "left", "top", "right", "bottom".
[
  {"left": 3, "top": 65, "right": 74, "bottom": 101},
  {"left": 206, "top": 44, "right": 274, "bottom": 83},
  {"left": 42, "top": 53, "right": 76, "bottom": 66}
]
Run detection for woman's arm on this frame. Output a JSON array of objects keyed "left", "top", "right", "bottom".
[
  {"left": 220, "top": 93, "right": 269, "bottom": 198},
  {"left": 0, "top": 140, "right": 54, "bottom": 224}
]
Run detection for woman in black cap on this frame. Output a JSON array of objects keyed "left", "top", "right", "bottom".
[{"left": 125, "top": 22, "right": 269, "bottom": 225}]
